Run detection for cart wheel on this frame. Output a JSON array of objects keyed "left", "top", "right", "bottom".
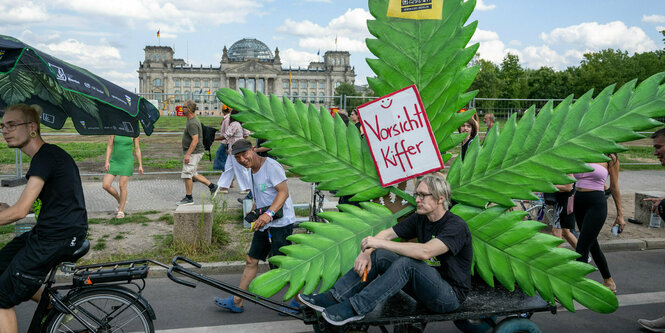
[
  {"left": 453, "top": 317, "right": 496, "bottom": 333},
  {"left": 492, "top": 317, "right": 540, "bottom": 333}
]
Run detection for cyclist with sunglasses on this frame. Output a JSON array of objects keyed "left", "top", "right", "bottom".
[{"left": 0, "top": 104, "right": 88, "bottom": 333}]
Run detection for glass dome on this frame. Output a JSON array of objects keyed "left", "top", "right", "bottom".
[{"left": 227, "top": 38, "right": 273, "bottom": 61}]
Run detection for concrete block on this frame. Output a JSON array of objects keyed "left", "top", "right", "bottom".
[
  {"left": 645, "top": 238, "right": 665, "bottom": 250},
  {"left": 599, "top": 239, "right": 646, "bottom": 252},
  {"left": 1, "top": 177, "right": 27, "bottom": 187},
  {"left": 635, "top": 191, "right": 665, "bottom": 225},
  {"left": 173, "top": 204, "right": 213, "bottom": 246}
]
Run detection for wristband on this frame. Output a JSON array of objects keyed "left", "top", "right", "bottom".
[{"left": 265, "top": 209, "right": 275, "bottom": 221}]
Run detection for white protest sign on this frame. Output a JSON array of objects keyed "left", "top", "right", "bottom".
[{"left": 358, "top": 85, "right": 443, "bottom": 187}]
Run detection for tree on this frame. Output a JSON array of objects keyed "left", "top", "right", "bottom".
[
  {"left": 469, "top": 59, "right": 503, "bottom": 112},
  {"left": 334, "top": 83, "right": 359, "bottom": 110},
  {"left": 572, "top": 49, "right": 630, "bottom": 97},
  {"left": 498, "top": 53, "right": 528, "bottom": 107}
]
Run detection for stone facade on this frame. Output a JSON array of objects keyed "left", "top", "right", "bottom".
[{"left": 138, "top": 38, "right": 355, "bottom": 115}]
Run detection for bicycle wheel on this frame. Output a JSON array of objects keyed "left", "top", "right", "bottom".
[{"left": 45, "top": 289, "right": 154, "bottom": 333}]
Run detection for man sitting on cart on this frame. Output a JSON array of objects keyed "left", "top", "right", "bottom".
[
  {"left": 0, "top": 104, "right": 88, "bottom": 333},
  {"left": 299, "top": 172, "right": 472, "bottom": 326}
]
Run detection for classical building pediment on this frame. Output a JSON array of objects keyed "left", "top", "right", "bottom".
[{"left": 224, "top": 61, "right": 280, "bottom": 75}]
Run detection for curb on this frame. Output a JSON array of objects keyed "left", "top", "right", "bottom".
[{"left": 55, "top": 238, "right": 665, "bottom": 282}]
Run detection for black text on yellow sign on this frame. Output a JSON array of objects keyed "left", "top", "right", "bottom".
[{"left": 387, "top": 0, "right": 443, "bottom": 20}]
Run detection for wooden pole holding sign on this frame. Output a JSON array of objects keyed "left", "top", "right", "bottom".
[{"left": 357, "top": 85, "right": 443, "bottom": 187}]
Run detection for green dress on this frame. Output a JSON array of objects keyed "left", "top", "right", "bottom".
[{"left": 108, "top": 136, "right": 134, "bottom": 176}]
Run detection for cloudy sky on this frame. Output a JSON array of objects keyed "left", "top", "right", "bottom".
[{"left": 3, "top": 0, "right": 664, "bottom": 92}]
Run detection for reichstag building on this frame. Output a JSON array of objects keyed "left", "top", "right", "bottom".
[{"left": 138, "top": 38, "right": 356, "bottom": 115}]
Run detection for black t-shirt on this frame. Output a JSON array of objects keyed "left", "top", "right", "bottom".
[
  {"left": 26, "top": 143, "right": 88, "bottom": 239},
  {"left": 392, "top": 211, "right": 473, "bottom": 301}
]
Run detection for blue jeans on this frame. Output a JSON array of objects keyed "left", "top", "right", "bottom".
[
  {"left": 213, "top": 144, "right": 227, "bottom": 170},
  {"left": 329, "top": 249, "right": 460, "bottom": 316}
]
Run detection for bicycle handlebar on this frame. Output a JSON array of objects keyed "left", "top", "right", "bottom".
[
  {"left": 171, "top": 256, "right": 202, "bottom": 269},
  {"left": 167, "top": 266, "right": 196, "bottom": 288},
  {"left": 165, "top": 256, "right": 202, "bottom": 288}
]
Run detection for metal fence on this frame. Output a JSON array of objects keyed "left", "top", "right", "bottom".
[{"left": 470, "top": 98, "right": 572, "bottom": 121}]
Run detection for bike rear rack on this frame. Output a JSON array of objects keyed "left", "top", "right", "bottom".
[{"left": 72, "top": 260, "right": 150, "bottom": 286}]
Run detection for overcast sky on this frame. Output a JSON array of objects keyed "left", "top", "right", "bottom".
[{"left": 3, "top": 0, "right": 664, "bottom": 92}]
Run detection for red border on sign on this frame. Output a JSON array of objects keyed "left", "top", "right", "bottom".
[{"left": 357, "top": 85, "right": 444, "bottom": 188}]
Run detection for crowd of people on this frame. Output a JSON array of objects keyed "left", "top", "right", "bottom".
[{"left": 0, "top": 102, "right": 663, "bottom": 331}]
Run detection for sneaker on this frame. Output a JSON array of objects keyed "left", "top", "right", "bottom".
[
  {"left": 278, "top": 299, "right": 304, "bottom": 316},
  {"left": 210, "top": 184, "right": 221, "bottom": 199},
  {"left": 176, "top": 197, "right": 194, "bottom": 205},
  {"left": 638, "top": 316, "right": 665, "bottom": 332},
  {"left": 239, "top": 189, "right": 251, "bottom": 195},
  {"left": 237, "top": 197, "right": 244, "bottom": 204},
  {"left": 219, "top": 188, "right": 229, "bottom": 194},
  {"left": 299, "top": 293, "right": 339, "bottom": 312},
  {"left": 321, "top": 299, "right": 364, "bottom": 326}
]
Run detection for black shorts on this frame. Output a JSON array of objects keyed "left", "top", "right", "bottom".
[
  {"left": 0, "top": 231, "right": 85, "bottom": 308},
  {"left": 248, "top": 224, "right": 293, "bottom": 262}
]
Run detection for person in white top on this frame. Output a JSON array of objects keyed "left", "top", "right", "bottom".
[
  {"left": 216, "top": 109, "right": 251, "bottom": 194},
  {"left": 213, "top": 139, "right": 297, "bottom": 313},
  {"left": 212, "top": 105, "right": 231, "bottom": 171}
]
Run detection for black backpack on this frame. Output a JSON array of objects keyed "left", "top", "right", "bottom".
[{"left": 201, "top": 124, "right": 218, "bottom": 161}]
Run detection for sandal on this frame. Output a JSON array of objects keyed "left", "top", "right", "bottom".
[
  {"left": 214, "top": 296, "right": 244, "bottom": 313},
  {"left": 603, "top": 278, "right": 617, "bottom": 293},
  {"left": 116, "top": 211, "right": 125, "bottom": 219}
]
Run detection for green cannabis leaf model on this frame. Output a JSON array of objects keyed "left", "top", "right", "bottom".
[{"left": 215, "top": 0, "right": 665, "bottom": 313}]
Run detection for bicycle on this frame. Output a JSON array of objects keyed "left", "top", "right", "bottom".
[
  {"left": 27, "top": 239, "right": 157, "bottom": 333},
  {"left": 309, "top": 182, "right": 326, "bottom": 222},
  {"left": 517, "top": 193, "right": 555, "bottom": 223}
]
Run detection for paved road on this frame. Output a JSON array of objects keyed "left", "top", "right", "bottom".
[{"left": 16, "top": 249, "right": 665, "bottom": 332}]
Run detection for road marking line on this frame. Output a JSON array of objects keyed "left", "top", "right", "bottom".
[
  {"left": 156, "top": 319, "right": 311, "bottom": 333},
  {"left": 157, "top": 292, "right": 665, "bottom": 331},
  {"left": 559, "top": 291, "right": 665, "bottom": 312}
]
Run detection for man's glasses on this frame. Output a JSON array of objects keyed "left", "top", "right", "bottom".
[
  {"left": 415, "top": 192, "right": 433, "bottom": 200},
  {"left": 0, "top": 121, "right": 32, "bottom": 132}
]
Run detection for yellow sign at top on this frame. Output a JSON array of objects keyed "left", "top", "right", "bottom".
[{"left": 387, "top": 0, "right": 443, "bottom": 20}]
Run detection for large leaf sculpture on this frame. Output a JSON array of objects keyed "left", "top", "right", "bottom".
[
  {"left": 366, "top": 0, "right": 479, "bottom": 153},
  {"left": 218, "top": 88, "right": 391, "bottom": 201},
  {"left": 449, "top": 75, "right": 665, "bottom": 207},
  {"left": 250, "top": 202, "right": 413, "bottom": 300},
  {"left": 451, "top": 204, "right": 617, "bottom": 313},
  {"left": 214, "top": 0, "right": 665, "bottom": 314}
]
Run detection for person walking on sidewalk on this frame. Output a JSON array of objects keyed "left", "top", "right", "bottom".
[
  {"left": 637, "top": 127, "right": 665, "bottom": 332},
  {"left": 0, "top": 104, "right": 88, "bottom": 333},
  {"left": 215, "top": 109, "right": 251, "bottom": 195},
  {"left": 177, "top": 100, "right": 219, "bottom": 205},
  {"left": 102, "top": 135, "right": 143, "bottom": 218},
  {"left": 213, "top": 139, "right": 297, "bottom": 313},
  {"left": 298, "top": 173, "right": 472, "bottom": 326}
]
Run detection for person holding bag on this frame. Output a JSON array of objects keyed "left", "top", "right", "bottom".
[{"left": 213, "top": 139, "right": 297, "bottom": 313}]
